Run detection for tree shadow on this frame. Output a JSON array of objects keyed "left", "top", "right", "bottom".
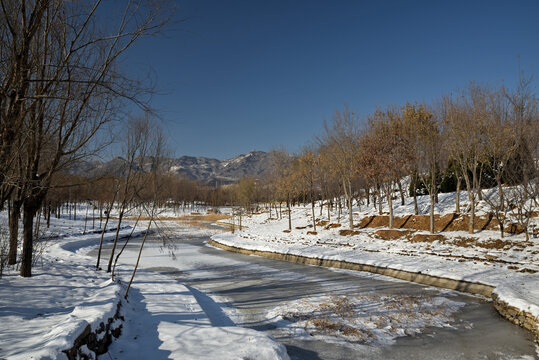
[{"left": 441, "top": 213, "right": 458, "bottom": 232}]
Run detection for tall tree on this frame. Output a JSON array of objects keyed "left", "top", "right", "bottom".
[
  {"left": 320, "top": 105, "right": 359, "bottom": 230},
  {"left": 0, "top": 0, "right": 171, "bottom": 277}
]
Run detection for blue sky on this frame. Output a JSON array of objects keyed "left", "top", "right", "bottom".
[{"left": 125, "top": 0, "right": 539, "bottom": 159}]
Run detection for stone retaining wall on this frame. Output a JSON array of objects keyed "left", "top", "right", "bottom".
[
  {"left": 63, "top": 301, "right": 124, "bottom": 359},
  {"left": 209, "top": 238, "right": 539, "bottom": 343},
  {"left": 492, "top": 294, "right": 539, "bottom": 342}
]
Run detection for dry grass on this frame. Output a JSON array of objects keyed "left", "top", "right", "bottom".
[
  {"left": 125, "top": 213, "right": 231, "bottom": 222},
  {"left": 281, "top": 293, "right": 456, "bottom": 344},
  {"left": 176, "top": 213, "right": 231, "bottom": 222}
]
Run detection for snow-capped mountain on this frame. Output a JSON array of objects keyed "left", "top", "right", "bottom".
[{"left": 69, "top": 150, "right": 272, "bottom": 185}]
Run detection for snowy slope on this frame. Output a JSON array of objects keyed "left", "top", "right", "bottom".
[{"left": 0, "top": 214, "right": 289, "bottom": 360}]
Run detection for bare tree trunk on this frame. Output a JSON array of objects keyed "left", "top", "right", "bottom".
[
  {"left": 96, "top": 201, "right": 115, "bottom": 270},
  {"left": 112, "top": 214, "right": 141, "bottom": 280},
  {"left": 343, "top": 178, "right": 354, "bottom": 230},
  {"left": 107, "top": 211, "right": 125, "bottom": 273},
  {"left": 20, "top": 200, "right": 39, "bottom": 278},
  {"left": 376, "top": 184, "right": 383, "bottom": 215},
  {"left": 455, "top": 176, "right": 461, "bottom": 214},
  {"left": 83, "top": 205, "right": 89, "bottom": 235},
  {"left": 429, "top": 193, "right": 435, "bottom": 233},
  {"left": 311, "top": 197, "right": 316, "bottom": 232},
  {"left": 124, "top": 219, "right": 152, "bottom": 299},
  {"left": 386, "top": 184, "right": 394, "bottom": 229},
  {"left": 496, "top": 178, "right": 505, "bottom": 238},
  {"left": 476, "top": 166, "right": 483, "bottom": 201},
  {"left": 327, "top": 199, "right": 331, "bottom": 221},
  {"left": 337, "top": 197, "right": 341, "bottom": 222},
  {"left": 47, "top": 204, "right": 51, "bottom": 228},
  {"left": 8, "top": 199, "right": 22, "bottom": 265},
  {"left": 287, "top": 194, "right": 292, "bottom": 231},
  {"left": 429, "top": 168, "right": 436, "bottom": 233},
  {"left": 411, "top": 174, "right": 419, "bottom": 215},
  {"left": 464, "top": 175, "right": 475, "bottom": 234},
  {"left": 397, "top": 180, "right": 405, "bottom": 206}
]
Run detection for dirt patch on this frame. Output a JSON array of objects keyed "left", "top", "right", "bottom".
[
  {"left": 410, "top": 234, "right": 447, "bottom": 243},
  {"left": 307, "top": 231, "right": 318, "bottom": 235},
  {"left": 372, "top": 229, "right": 415, "bottom": 241},
  {"left": 325, "top": 223, "right": 341, "bottom": 229},
  {"left": 283, "top": 229, "right": 291, "bottom": 233},
  {"left": 450, "top": 237, "right": 527, "bottom": 250},
  {"left": 339, "top": 229, "right": 361, "bottom": 236},
  {"left": 517, "top": 268, "right": 537, "bottom": 274},
  {"left": 356, "top": 213, "right": 526, "bottom": 234}
]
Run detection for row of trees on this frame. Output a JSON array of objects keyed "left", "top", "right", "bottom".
[
  {"left": 0, "top": 1, "right": 170, "bottom": 277},
  {"left": 267, "top": 77, "right": 538, "bottom": 240}
]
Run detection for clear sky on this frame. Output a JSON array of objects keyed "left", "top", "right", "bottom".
[{"left": 126, "top": 0, "right": 539, "bottom": 160}]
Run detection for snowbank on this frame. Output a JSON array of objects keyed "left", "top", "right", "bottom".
[{"left": 0, "top": 217, "right": 289, "bottom": 360}]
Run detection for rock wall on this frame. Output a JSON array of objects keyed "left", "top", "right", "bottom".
[
  {"left": 63, "top": 301, "right": 124, "bottom": 360},
  {"left": 492, "top": 294, "right": 539, "bottom": 343}
]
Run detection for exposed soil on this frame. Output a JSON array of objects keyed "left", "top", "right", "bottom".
[
  {"left": 372, "top": 229, "right": 415, "bottom": 240},
  {"left": 410, "top": 234, "right": 446, "bottom": 243},
  {"left": 356, "top": 213, "right": 527, "bottom": 234},
  {"left": 339, "top": 229, "right": 361, "bottom": 236}
]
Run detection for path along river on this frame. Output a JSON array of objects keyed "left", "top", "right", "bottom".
[{"left": 89, "top": 223, "right": 537, "bottom": 359}]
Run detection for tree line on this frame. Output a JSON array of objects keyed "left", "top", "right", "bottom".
[{"left": 265, "top": 77, "right": 538, "bottom": 240}]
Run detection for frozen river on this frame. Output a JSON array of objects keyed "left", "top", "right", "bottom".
[{"left": 89, "top": 225, "right": 537, "bottom": 359}]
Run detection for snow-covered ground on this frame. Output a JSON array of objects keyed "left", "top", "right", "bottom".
[
  {"left": 0, "top": 214, "right": 288, "bottom": 360},
  {"left": 212, "top": 190, "right": 539, "bottom": 337}
]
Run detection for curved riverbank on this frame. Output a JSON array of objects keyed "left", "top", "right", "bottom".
[{"left": 209, "top": 237, "right": 539, "bottom": 342}]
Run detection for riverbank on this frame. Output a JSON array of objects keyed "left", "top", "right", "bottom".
[
  {"left": 0, "top": 215, "right": 288, "bottom": 360},
  {"left": 210, "top": 193, "right": 539, "bottom": 342}
]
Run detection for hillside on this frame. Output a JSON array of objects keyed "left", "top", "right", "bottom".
[{"left": 68, "top": 150, "right": 272, "bottom": 185}]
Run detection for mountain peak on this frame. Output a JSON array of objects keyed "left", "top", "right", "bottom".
[{"left": 68, "top": 151, "right": 272, "bottom": 185}]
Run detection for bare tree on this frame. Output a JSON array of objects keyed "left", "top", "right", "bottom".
[
  {"left": 124, "top": 121, "right": 167, "bottom": 298},
  {"left": 0, "top": 0, "right": 171, "bottom": 277},
  {"left": 106, "top": 115, "right": 155, "bottom": 273},
  {"left": 504, "top": 70, "right": 539, "bottom": 240},
  {"left": 443, "top": 84, "right": 488, "bottom": 234},
  {"left": 360, "top": 107, "right": 404, "bottom": 229},
  {"left": 271, "top": 149, "right": 294, "bottom": 231},
  {"left": 412, "top": 103, "right": 442, "bottom": 233},
  {"left": 320, "top": 105, "right": 359, "bottom": 230},
  {"left": 481, "top": 86, "right": 517, "bottom": 237},
  {"left": 296, "top": 148, "right": 319, "bottom": 232}
]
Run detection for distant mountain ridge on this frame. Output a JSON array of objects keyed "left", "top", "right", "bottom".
[{"left": 68, "top": 150, "right": 272, "bottom": 185}]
